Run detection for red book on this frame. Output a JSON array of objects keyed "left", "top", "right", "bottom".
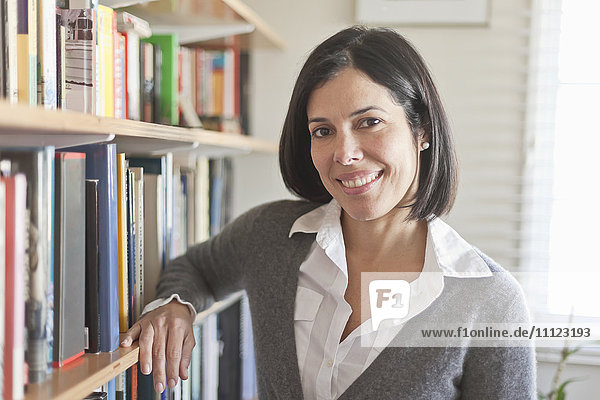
[{"left": 2, "top": 174, "right": 27, "bottom": 400}]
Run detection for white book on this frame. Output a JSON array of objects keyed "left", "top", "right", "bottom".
[
  {"left": 0, "top": 180, "right": 5, "bottom": 397},
  {"left": 223, "top": 48, "right": 235, "bottom": 118},
  {"left": 194, "top": 158, "right": 210, "bottom": 243},
  {"left": 141, "top": 173, "right": 163, "bottom": 306},
  {"left": 37, "top": 0, "right": 57, "bottom": 108},
  {"left": 202, "top": 314, "right": 219, "bottom": 400},
  {"left": 6, "top": 0, "right": 18, "bottom": 103}
]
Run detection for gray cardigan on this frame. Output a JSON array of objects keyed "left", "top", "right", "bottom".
[{"left": 157, "top": 200, "right": 537, "bottom": 399}]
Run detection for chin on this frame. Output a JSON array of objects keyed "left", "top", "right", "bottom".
[{"left": 340, "top": 202, "right": 388, "bottom": 222}]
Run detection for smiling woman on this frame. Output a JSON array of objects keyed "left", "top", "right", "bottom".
[{"left": 122, "top": 26, "right": 536, "bottom": 400}]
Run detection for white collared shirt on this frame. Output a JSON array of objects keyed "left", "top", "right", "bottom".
[{"left": 289, "top": 199, "right": 492, "bottom": 400}]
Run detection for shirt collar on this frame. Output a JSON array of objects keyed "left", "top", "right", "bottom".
[{"left": 289, "top": 199, "right": 492, "bottom": 278}]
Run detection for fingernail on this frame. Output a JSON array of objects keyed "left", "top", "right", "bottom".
[
  {"left": 168, "top": 378, "right": 176, "bottom": 388},
  {"left": 155, "top": 382, "right": 164, "bottom": 393},
  {"left": 142, "top": 364, "right": 150, "bottom": 374},
  {"left": 120, "top": 338, "right": 129, "bottom": 346}
]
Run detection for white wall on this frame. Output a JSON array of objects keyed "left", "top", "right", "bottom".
[{"left": 231, "top": 0, "right": 600, "bottom": 396}]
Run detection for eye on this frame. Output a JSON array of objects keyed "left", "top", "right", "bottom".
[
  {"left": 358, "top": 117, "right": 382, "bottom": 129},
  {"left": 311, "top": 127, "right": 331, "bottom": 138}
]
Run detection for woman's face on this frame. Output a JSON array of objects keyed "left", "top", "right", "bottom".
[{"left": 307, "top": 67, "right": 426, "bottom": 222}]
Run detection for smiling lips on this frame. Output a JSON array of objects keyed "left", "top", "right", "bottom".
[{"left": 336, "top": 170, "right": 383, "bottom": 192}]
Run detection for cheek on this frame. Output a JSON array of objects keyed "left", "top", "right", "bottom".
[{"left": 310, "top": 146, "right": 329, "bottom": 177}]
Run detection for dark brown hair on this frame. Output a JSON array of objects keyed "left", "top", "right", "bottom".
[{"left": 279, "top": 26, "right": 457, "bottom": 221}]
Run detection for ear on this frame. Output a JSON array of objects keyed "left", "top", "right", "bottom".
[{"left": 417, "top": 129, "right": 430, "bottom": 150}]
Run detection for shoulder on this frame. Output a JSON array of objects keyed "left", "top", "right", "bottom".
[
  {"left": 231, "top": 199, "right": 323, "bottom": 236},
  {"left": 462, "top": 247, "right": 531, "bottom": 322}
]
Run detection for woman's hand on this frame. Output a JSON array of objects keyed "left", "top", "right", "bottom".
[{"left": 120, "top": 299, "right": 196, "bottom": 394}]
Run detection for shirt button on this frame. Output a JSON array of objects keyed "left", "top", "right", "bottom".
[{"left": 327, "top": 359, "right": 333, "bottom": 367}]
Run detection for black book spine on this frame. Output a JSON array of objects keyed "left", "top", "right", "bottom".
[{"left": 85, "top": 179, "right": 100, "bottom": 353}]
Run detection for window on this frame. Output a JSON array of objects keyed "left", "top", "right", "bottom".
[{"left": 522, "top": 0, "right": 600, "bottom": 320}]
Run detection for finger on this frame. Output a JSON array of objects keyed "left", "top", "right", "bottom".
[
  {"left": 120, "top": 323, "right": 142, "bottom": 347},
  {"left": 152, "top": 321, "right": 167, "bottom": 393},
  {"left": 165, "top": 321, "right": 187, "bottom": 388},
  {"left": 138, "top": 322, "right": 154, "bottom": 376},
  {"left": 179, "top": 333, "right": 196, "bottom": 380}
]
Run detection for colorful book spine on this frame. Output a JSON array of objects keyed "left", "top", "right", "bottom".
[
  {"left": 143, "top": 34, "right": 179, "bottom": 125},
  {"left": 2, "top": 173, "right": 26, "bottom": 400},
  {"left": 17, "top": 0, "right": 37, "bottom": 105},
  {"left": 116, "top": 153, "right": 129, "bottom": 332}
]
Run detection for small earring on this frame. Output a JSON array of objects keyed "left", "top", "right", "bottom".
[{"left": 422, "top": 141, "right": 430, "bottom": 150}]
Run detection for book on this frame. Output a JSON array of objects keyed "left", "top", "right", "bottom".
[
  {"left": 127, "top": 157, "right": 166, "bottom": 306},
  {"left": 143, "top": 34, "right": 179, "bottom": 125},
  {"left": 55, "top": 11, "right": 64, "bottom": 109},
  {"left": 0, "top": 177, "right": 5, "bottom": 397},
  {"left": 5, "top": 0, "right": 19, "bottom": 102},
  {"left": 85, "top": 179, "right": 100, "bottom": 354},
  {"left": 190, "top": 324, "right": 202, "bottom": 400},
  {"left": 0, "top": 0, "right": 6, "bottom": 97},
  {"left": 116, "top": 153, "right": 129, "bottom": 332},
  {"left": 1, "top": 147, "right": 55, "bottom": 384},
  {"left": 202, "top": 314, "right": 219, "bottom": 400},
  {"left": 1, "top": 173, "right": 27, "bottom": 400},
  {"left": 36, "top": 0, "right": 57, "bottom": 108},
  {"left": 96, "top": 5, "right": 115, "bottom": 118},
  {"left": 116, "top": 11, "right": 152, "bottom": 121},
  {"left": 128, "top": 167, "right": 144, "bottom": 321},
  {"left": 17, "top": 0, "right": 36, "bottom": 105},
  {"left": 126, "top": 169, "right": 135, "bottom": 328},
  {"left": 114, "top": 33, "right": 126, "bottom": 119},
  {"left": 67, "top": 143, "right": 120, "bottom": 353},
  {"left": 140, "top": 41, "right": 154, "bottom": 123},
  {"left": 217, "top": 301, "right": 241, "bottom": 400},
  {"left": 53, "top": 152, "right": 86, "bottom": 368},
  {"left": 60, "top": 8, "right": 96, "bottom": 114}
]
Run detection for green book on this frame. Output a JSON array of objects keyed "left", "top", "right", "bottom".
[{"left": 142, "top": 34, "right": 179, "bottom": 126}]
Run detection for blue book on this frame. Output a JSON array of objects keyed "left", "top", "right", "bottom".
[
  {"left": 108, "top": 377, "right": 116, "bottom": 400},
  {"left": 67, "top": 144, "right": 120, "bottom": 352}
]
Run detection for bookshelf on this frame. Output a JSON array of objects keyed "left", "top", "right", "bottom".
[
  {"left": 23, "top": 292, "right": 246, "bottom": 400},
  {"left": 121, "top": 0, "right": 286, "bottom": 48},
  {"left": 1, "top": 0, "right": 283, "bottom": 398},
  {"left": 0, "top": 100, "right": 278, "bottom": 156}
]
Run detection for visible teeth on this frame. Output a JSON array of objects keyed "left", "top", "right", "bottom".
[{"left": 341, "top": 172, "right": 379, "bottom": 188}]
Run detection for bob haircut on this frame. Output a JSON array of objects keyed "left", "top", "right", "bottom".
[{"left": 279, "top": 26, "right": 458, "bottom": 221}]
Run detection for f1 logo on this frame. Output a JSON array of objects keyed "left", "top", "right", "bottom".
[{"left": 369, "top": 280, "right": 411, "bottom": 330}]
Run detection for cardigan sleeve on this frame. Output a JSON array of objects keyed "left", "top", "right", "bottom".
[
  {"left": 459, "top": 288, "right": 537, "bottom": 399},
  {"left": 153, "top": 202, "right": 265, "bottom": 315}
]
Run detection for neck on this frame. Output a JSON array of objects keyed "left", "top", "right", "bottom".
[{"left": 341, "top": 206, "right": 428, "bottom": 272}]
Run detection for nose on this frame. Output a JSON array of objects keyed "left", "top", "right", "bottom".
[{"left": 333, "top": 131, "right": 363, "bottom": 165}]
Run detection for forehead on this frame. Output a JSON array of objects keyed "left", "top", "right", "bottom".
[{"left": 307, "top": 68, "right": 398, "bottom": 117}]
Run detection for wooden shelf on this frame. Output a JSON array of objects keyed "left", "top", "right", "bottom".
[
  {"left": 0, "top": 101, "right": 278, "bottom": 156},
  {"left": 23, "top": 293, "right": 245, "bottom": 400},
  {"left": 120, "top": 0, "right": 286, "bottom": 48},
  {"left": 24, "top": 336, "right": 139, "bottom": 400}
]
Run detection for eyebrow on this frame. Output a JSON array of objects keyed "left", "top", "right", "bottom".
[{"left": 307, "top": 106, "right": 386, "bottom": 125}]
